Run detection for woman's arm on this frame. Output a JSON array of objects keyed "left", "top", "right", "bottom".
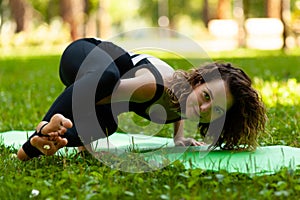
[
  {"left": 173, "top": 120, "right": 203, "bottom": 146},
  {"left": 97, "top": 57, "right": 174, "bottom": 105},
  {"left": 97, "top": 68, "right": 157, "bottom": 105},
  {"left": 173, "top": 120, "right": 184, "bottom": 143}
]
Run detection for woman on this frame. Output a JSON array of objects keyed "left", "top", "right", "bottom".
[{"left": 17, "top": 38, "right": 266, "bottom": 161}]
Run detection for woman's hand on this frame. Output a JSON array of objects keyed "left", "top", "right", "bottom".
[
  {"left": 174, "top": 137, "right": 206, "bottom": 146},
  {"left": 173, "top": 120, "right": 207, "bottom": 147}
]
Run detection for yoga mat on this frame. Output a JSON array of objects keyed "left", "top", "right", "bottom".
[{"left": 1, "top": 131, "right": 299, "bottom": 175}]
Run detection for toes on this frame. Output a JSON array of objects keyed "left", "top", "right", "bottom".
[
  {"left": 52, "top": 114, "right": 72, "bottom": 129},
  {"left": 47, "top": 131, "right": 59, "bottom": 137},
  {"left": 62, "top": 119, "right": 73, "bottom": 129},
  {"left": 30, "top": 114, "right": 72, "bottom": 158},
  {"left": 57, "top": 126, "right": 67, "bottom": 136},
  {"left": 41, "top": 114, "right": 72, "bottom": 136},
  {"left": 56, "top": 138, "right": 68, "bottom": 148}
]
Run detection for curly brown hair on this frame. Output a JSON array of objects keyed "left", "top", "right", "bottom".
[{"left": 166, "top": 62, "right": 266, "bottom": 150}]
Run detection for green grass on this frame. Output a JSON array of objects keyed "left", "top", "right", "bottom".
[{"left": 1, "top": 47, "right": 300, "bottom": 199}]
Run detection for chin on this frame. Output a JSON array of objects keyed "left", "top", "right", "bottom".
[
  {"left": 185, "top": 113, "right": 199, "bottom": 121},
  {"left": 199, "top": 119, "right": 209, "bottom": 123}
]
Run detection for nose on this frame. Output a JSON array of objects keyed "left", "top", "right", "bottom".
[{"left": 200, "top": 102, "right": 211, "bottom": 113}]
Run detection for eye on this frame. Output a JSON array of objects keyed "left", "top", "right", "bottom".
[
  {"left": 203, "top": 91, "right": 210, "bottom": 101},
  {"left": 214, "top": 106, "right": 224, "bottom": 115}
]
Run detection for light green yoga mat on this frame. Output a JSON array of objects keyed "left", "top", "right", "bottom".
[{"left": 1, "top": 131, "right": 299, "bottom": 175}]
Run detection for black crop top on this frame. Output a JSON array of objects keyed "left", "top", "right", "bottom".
[
  {"left": 128, "top": 56, "right": 182, "bottom": 124},
  {"left": 84, "top": 38, "right": 181, "bottom": 124}
]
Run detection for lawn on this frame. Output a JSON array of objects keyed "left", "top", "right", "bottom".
[{"left": 0, "top": 46, "right": 300, "bottom": 199}]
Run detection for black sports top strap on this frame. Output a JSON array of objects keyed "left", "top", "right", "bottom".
[
  {"left": 128, "top": 57, "right": 181, "bottom": 124},
  {"left": 134, "top": 58, "right": 164, "bottom": 106}
]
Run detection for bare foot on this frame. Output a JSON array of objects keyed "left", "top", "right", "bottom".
[
  {"left": 30, "top": 135, "right": 68, "bottom": 156},
  {"left": 17, "top": 114, "right": 73, "bottom": 161},
  {"left": 37, "top": 113, "right": 73, "bottom": 137}
]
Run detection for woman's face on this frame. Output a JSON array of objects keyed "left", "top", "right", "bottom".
[{"left": 185, "top": 79, "right": 233, "bottom": 123}]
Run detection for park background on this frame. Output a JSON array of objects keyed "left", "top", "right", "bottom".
[
  {"left": 1, "top": 0, "right": 300, "bottom": 199},
  {"left": 2, "top": 0, "right": 300, "bottom": 51}
]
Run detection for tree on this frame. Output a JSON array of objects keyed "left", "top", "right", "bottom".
[
  {"left": 97, "top": 0, "right": 111, "bottom": 38},
  {"left": 8, "top": 0, "right": 32, "bottom": 33},
  {"left": 28, "top": 0, "right": 60, "bottom": 24},
  {"left": 202, "top": 0, "right": 209, "bottom": 27},
  {"left": 266, "top": 0, "right": 281, "bottom": 18},
  {"left": 138, "top": 0, "right": 200, "bottom": 30},
  {"left": 60, "top": 0, "right": 85, "bottom": 40},
  {"left": 217, "top": 0, "right": 231, "bottom": 19}
]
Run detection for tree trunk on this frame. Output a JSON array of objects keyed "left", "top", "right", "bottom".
[
  {"left": 0, "top": 0, "right": 3, "bottom": 29},
  {"left": 202, "top": 0, "right": 209, "bottom": 27},
  {"left": 217, "top": 0, "right": 231, "bottom": 19},
  {"left": 281, "top": 0, "right": 291, "bottom": 49},
  {"left": 60, "top": 0, "right": 85, "bottom": 40},
  {"left": 266, "top": 0, "right": 281, "bottom": 18},
  {"left": 97, "top": 0, "right": 111, "bottom": 38},
  {"left": 8, "top": 0, "right": 32, "bottom": 33},
  {"left": 233, "top": 0, "right": 246, "bottom": 47}
]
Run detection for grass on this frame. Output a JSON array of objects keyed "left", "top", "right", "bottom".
[{"left": 0, "top": 46, "right": 300, "bottom": 199}]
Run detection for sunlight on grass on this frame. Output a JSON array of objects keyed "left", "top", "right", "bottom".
[
  {"left": 254, "top": 78, "right": 300, "bottom": 107},
  {"left": 1, "top": 19, "right": 70, "bottom": 58}
]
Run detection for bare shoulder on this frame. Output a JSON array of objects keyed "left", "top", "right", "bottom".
[
  {"left": 135, "top": 57, "right": 175, "bottom": 80},
  {"left": 124, "top": 57, "right": 174, "bottom": 103},
  {"left": 97, "top": 57, "right": 175, "bottom": 104}
]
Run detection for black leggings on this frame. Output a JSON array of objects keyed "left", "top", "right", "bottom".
[{"left": 33, "top": 38, "right": 134, "bottom": 147}]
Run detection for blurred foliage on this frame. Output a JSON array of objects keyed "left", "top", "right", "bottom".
[
  {"left": 254, "top": 78, "right": 300, "bottom": 107},
  {"left": 243, "top": 0, "right": 266, "bottom": 18},
  {"left": 86, "top": 0, "right": 99, "bottom": 14},
  {"left": 28, "top": 0, "right": 99, "bottom": 22},
  {"left": 138, "top": 0, "right": 203, "bottom": 27},
  {"left": 2, "top": 0, "right": 288, "bottom": 33},
  {"left": 28, "top": 0, "right": 59, "bottom": 23}
]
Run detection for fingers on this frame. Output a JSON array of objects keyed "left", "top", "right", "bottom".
[
  {"left": 175, "top": 138, "right": 207, "bottom": 147},
  {"left": 190, "top": 139, "right": 208, "bottom": 146},
  {"left": 191, "top": 140, "right": 201, "bottom": 146},
  {"left": 175, "top": 140, "right": 185, "bottom": 146}
]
